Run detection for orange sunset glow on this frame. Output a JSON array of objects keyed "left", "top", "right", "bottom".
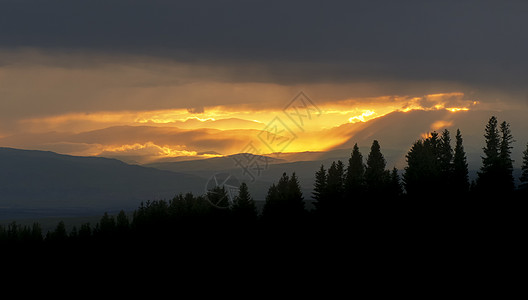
[{"left": 0, "top": 90, "right": 479, "bottom": 163}]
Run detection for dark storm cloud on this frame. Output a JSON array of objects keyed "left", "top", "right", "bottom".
[{"left": 1, "top": 0, "right": 527, "bottom": 91}]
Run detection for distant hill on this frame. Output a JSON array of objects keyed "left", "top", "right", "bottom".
[
  {"left": 145, "top": 153, "right": 286, "bottom": 173},
  {"left": 0, "top": 147, "right": 206, "bottom": 219},
  {"left": 144, "top": 153, "right": 340, "bottom": 203}
]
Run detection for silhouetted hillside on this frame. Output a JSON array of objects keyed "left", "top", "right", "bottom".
[{"left": 0, "top": 147, "right": 206, "bottom": 219}]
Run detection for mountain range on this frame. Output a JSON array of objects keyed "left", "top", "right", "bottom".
[{"left": 0, "top": 147, "right": 206, "bottom": 219}]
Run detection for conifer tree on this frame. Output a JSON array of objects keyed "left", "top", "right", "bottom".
[
  {"left": 477, "top": 116, "right": 515, "bottom": 194},
  {"left": 345, "top": 143, "right": 365, "bottom": 197},
  {"left": 263, "top": 183, "right": 279, "bottom": 220},
  {"left": 232, "top": 182, "right": 258, "bottom": 222},
  {"left": 288, "top": 172, "right": 305, "bottom": 216},
  {"left": 312, "top": 164, "right": 327, "bottom": 211},
  {"left": 365, "top": 140, "right": 389, "bottom": 196},
  {"left": 30, "top": 222, "right": 43, "bottom": 243},
  {"left": 499, "top": 121, "right": 514, "bottom": 192},
  {"left": 438, "top": 129, "right": 453, "bottom": 181},
  {"left": 477, "top": 116, "right": 500, "bottom": 192},
  {"left": 389, "top": 167, "right": 402, "bottom": 198},
  {"left": 520, "top": 142, "right": 528, "bottom": 189},
  {"left": 98, "top": 212, "right": 116, "bottom": 239},
  {"left": 116, "top": 210, "right": 130, "bottom": 236},
  {"left": 48, "top": 221, "right": 68, "bottom": 242},
  {"left": 78, "top": 223, "right": 92, "bottom": 241},
  {"left": 207, "top": 185, "right": 230, "bottom": 209},
  {"left": 327, "top": 161, "right": 344, "bottom": 200},
  {"left": 262, "top": 172, "right": 305, "bottom": 222},
  {"left": 453, "top": 129, "right": 470, "bottom": 194},
  {"left": 404, "top": 136, "right": 439, "bottom": 197}
]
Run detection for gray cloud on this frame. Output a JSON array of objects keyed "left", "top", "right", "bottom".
[
  {"left": 187, "top": 106, "right": 205, "bottom": 114},
  {"left": 1, "top": 1, "right": 527, "bottom": 87},
  {"left": 1, "top": 0, "right": 527, "bottom": 129}
]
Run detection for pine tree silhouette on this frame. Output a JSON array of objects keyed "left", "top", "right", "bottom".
[
  {"left": 365, "top": 140, "right": 389, "bottom": 196},
  {"left": 404, "top": 133, "right": 440, "bottom": 197},
  {"left": 262, "top": 172, "right": 305, "bottom": 223},
  {"left": 312, "top": 164, "right": 327, "bottom": 212},
  {"left": 232, "top": 182, "right": 258, "bottom": 223},
  {"left": 453, "top": 129, "right": 469, "bottom": 194},
  {"left": 389, "top": 167, "right": 402, "bottom": 198},
  {"left": 520, "top": 143, "right": 528, "bottom": 190},
  {"left": 477, "top": 117, "right": 500, "bottom": 192},
  {"left": 207, "top": 186, "right": 230, "bottom": 208},
  {"left": 438, "top": 129, "right": 453, "bottom": 185},
  {"left": 326, "top": 160, "right": 345, "bottom": 207},
  {"left": 499, "top": 121, "right": 514, "bottom": 192},
  {"left": 345, "top": 143, "right": 365, "bottom": 199},
  {"left": 477, "top": 116, "right": 515, "bottom": 195}
]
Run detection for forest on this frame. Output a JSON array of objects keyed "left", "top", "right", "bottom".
[{"left": 1, "top": 116, "right": 527, "bottom": 247}]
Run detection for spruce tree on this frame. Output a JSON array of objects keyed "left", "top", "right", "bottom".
[
  {"left": 78, "top": 223, "right": 92, "bottom": 241},
  {"left": 499, "top": 121, "right": 514, "bottom": 192},
  {"left": 262, "top": 172, "right": 305, "bottom": 222},
  {"left": 326, "top": 161, "right": 344, "bottom": 202},
  {"left": 30, "top": 222, "right": 43, "bottom": 243},
  {"left": 389, "top": 167, "right": 402, "bottom": 198},
  {"left": 116, "top": 210, "right": 130, "bottom": 236},
  {"left": 49, "top": 221, "right": 68, "bottom": 243},
  {"left": 207, "top": 186, "right": 230, "bottom": 209},
  {"left": 232, "top": 182, "right": 258, "bottom": 222},
  {"left": 365, "top": 140, "right": 389, "bottom": 196},
  {"left": 404, "top": 136, "right": 439, "bottom": 197},
  {"left": 312, "top": 164, "right": 327, "bottom": 212},
  {"left": 438, "top": 129, "right": 453, "bottom": 181},
  {"left": 288, "top": 172, "right": 305, "bottom": 215},
  {"left": 520, "top": 143, "right": 528, "bottom": 189},
  {"left": 477, "top": 116, "right": 515, "bottom": 195},
  {"left": 453, "top": 129, "right": 469, "bottom": 194},
  {"left": 477, "top": 116, "right": 500, "bottom": 189},
  {"left": 262, "top": 183, "right": 280, "bottom": 220},
  {"left": 98, "top": 212, "right": 116, "bottom": 238},
  {"left": 345, "top": 143, "right": 365, "bottom": 197}
]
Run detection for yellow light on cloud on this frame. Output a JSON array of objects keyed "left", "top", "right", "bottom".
[
  {"left": 348, "top": 110, "right": 376, "bottom": 123},
  {"left": 446, "top": 107, "right": 469, "bottom": 112}
]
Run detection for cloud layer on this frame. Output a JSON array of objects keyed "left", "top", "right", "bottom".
[
  {"left": 1, "top": 0, "right": 527, "bottom": 162},
  {"left": 2, "top": 1, "right": 527, "bottom": 89}
]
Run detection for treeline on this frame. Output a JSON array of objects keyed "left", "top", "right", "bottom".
[
  {"left": 0, "top": 179, "right": 304, "bottom": 245},
  {"left": 314, "top": 116, "right": 527, "bottom": 205},
  {"left": 1, "top": 116, "right": 527, "bottom": 246},
  {"left": 0, "top": 188, "right": 254, "bottom": 246}
]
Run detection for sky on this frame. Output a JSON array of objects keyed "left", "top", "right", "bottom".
[{"left": 1, "top": 0, "right": 527, "bottom": 163}]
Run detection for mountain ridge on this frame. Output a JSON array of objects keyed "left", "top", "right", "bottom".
[{"left": 0, "top": 147, "right": 207, "bottom": 219}]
